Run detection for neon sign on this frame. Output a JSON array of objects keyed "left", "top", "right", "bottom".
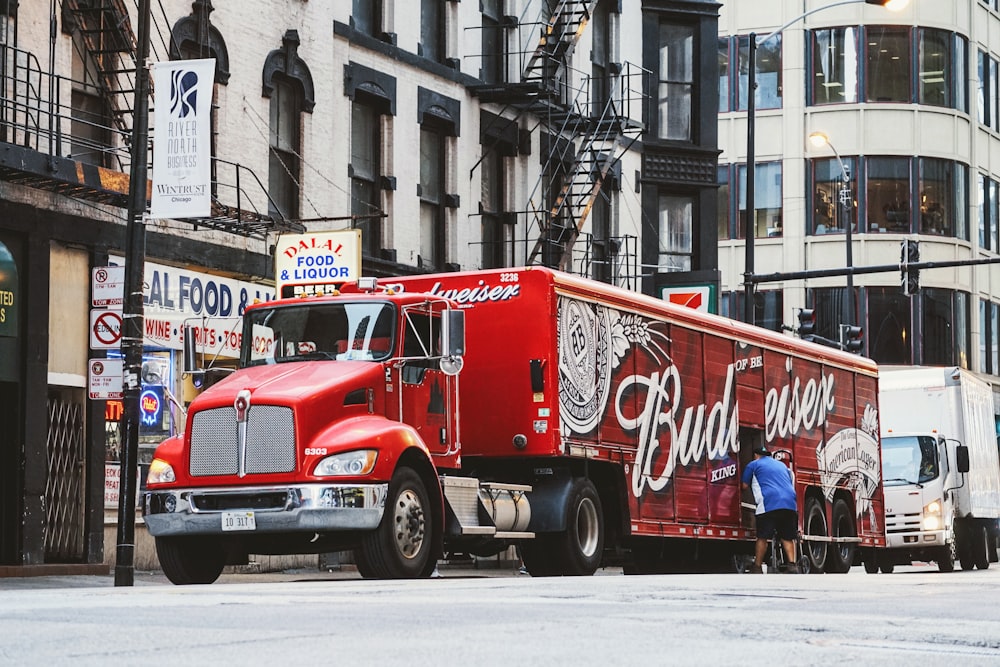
[{"left": 139, "top": 389, "right": 162, "bottom": 427}]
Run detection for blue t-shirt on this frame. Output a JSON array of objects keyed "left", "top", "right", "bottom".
[{"left": 741, "top": 456, "right": 796, "bottom": 514}]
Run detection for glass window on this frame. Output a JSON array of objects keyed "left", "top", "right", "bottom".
[
  {"left": 867, "top": 157, "right": 910, "bottom": 233},
  {"left": 922, "top": 288, "right": 959, "bottom": 366},
  {"left": 811, "top": 157, "right": 855, "bottom": 235},
  {"left": 482, "top": 0, "right": 504, "bottom": 85},
  {"left": 918, "top": 158, "right": 955, "bottom": 236},
  {"left": 866, "top": 27, "right": 911, "bottom": 103},
  {"left": 717, "top": 165, "right": 731, "bottom": 240},
  {"left": 590, "top": 190, "right": 614, "bottom": 283},
  {"left": 591, "top": 0, "right": 614, "bottom": 115},
  {"left": 351, "top": 101, "right": 382, "bottom": 256},
  {"left": 658, "top": 23, "right": 694, "bottom": 140},
  {"left": 978, "top": 51, "right": 989, "bottom": 126},
  {"left": 419, "top": 125, "right": 446, "bottom": 270},
  {"left": 980, "top": 299, "right": 988, "bottom": 373},
  {"left": 954, "top": 35, "right": 968, "bottom": 114},
  {"left": 718, "top": 38, "right": 730, "bottom": 113},
  {"left": 868, "top": 287, "right": 912, "bottom": 364},
  {"left": 657, "top": 194, "right": 693, "bottom": 271},
  {"left": 811, "top": 287, "right": 858, "bottom": 344},
  {"left": 810, "top": 27, "right": 858, "bottom": 105},
  {"left": 268, "top": 76, "right": 301, "bottom": 220},
  {"left": 421, "top": 0, "right": 445, "bottom": 63},
  {"left": 918, "top": 28, "right": 952, "bottom": 107},
  {"left": 722, "top": 290, "right": 783, "bottom": 331},
  {"left": 737, "top": 161, "right": 782, "bottom": 239},
  {"left": 353, "top": 0, "right": 382, "bottom": 37},
  {"left": 737, "top": 34, "right": 782, "bottom": 110},
  {"left": 481, "top": 147, "right": 507, "bottom": 269},
  {"left": 955, "top": 291, "right": 971, "bottom": 369}
]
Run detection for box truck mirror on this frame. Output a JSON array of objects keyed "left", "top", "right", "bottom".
[{"left": 956, "top": 445, "right": 970, "bottom": 473}]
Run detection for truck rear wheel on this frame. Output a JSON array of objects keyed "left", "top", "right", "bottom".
[
  {"left": 973, "top": 525, "right": 991, "bottom": 570},
  {"left": 803, "top": 496, "right": 828, "bottom": 573},
  {"left": 355, "top": 467, "right": 434, "bottom": 579},
  {"left": 825, "top": 498, "right": 856, "bottom": 573},
  {"left": 522, "top": 478, "right": 604, "bottom": 576},
  {"left": 156, "top": 536, "right": 226, "bottom": 585}
]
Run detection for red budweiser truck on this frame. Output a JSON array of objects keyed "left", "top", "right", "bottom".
[{"left": 143, "top": 267, "right": 885, "bottom": 583}]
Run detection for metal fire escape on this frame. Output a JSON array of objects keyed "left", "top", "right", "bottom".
[{"left": 471, "top": 0, "right": 646, "bottom": 279}]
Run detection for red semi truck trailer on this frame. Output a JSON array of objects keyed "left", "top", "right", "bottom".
[{"left": 143, "top": 267, "right": 885, "bottom": 583}]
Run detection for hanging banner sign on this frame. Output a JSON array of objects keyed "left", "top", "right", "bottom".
[
  {"left": 150, "top": 58, "right": 215, "bottom": 219},
  {"left": 274, "top": 230, "right": 362, "bottom": 298}
]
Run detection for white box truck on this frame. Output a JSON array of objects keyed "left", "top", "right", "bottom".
[{"left": 870, "top": 366, "right": 1000, "bottom": 573}]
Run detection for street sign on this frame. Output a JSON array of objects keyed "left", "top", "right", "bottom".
[
  {"left": 90, "top": 309, "right": 123, "bottom": 349},
  {"left": 89, "top": 358, "right": 124, "bottom": 399},
  {"left": 92, "top": 265, "right": 125, "bottom": 307}
]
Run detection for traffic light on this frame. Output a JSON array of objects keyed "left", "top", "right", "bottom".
[
  {"left": 796, "top": 308, "right": 816, "bottom": 340},
  {"left": 841, "top": 325, "right": 864, "bottom": 354},
  {"left": 901, "top": 239, "right": 920, "bottom": 296}
]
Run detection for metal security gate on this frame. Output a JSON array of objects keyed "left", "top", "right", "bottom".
[{"left": 45, "top": 392, "right": 86, "bottom": 561}]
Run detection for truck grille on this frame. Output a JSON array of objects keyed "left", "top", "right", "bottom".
[
  {"left": 885, "top": 512, "right": 921, "bottom": 534},
  {"left": 189, "top": 405, "right": 297, "bottom": 476}
]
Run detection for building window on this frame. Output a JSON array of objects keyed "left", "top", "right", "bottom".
[
  {"left": 810, "top": 27, "right": 965, "bottom": 111},
  {"left": 353, "top": 0, "right": 382, "bottom": 37},
  {"left": 481, "top": 0, "right": 504, "bottom": 84},
  {"left": 590, "top": 187, "right": 615, "bottom": 283},
  {"left": 421, "top": 0, "right": 446, "bottom": 63},
  {"left": 268, "top": 76, "right": 301, "bottom": 220},
  {"left": 737, "top": 161, "right": 782, "bottom": 239},
  {"left": 978, "top": 50, "right": 999, "bottom": 129},
  {"left": 658, "top": 23, "right": 693, "bottom": 140},
  {"left": 980, "top": 299, "right": 1000, "bottom": 375},
  {"left": 811, "top": 157, "right": 855, "bottom": 235},
  {"left": 717, "top": 165, "right": 731, "bottom": 240},
  {"left": 978, "top": 174, "right": 999, "bottom": 252},
  {"left": 866, "top": 27, "right": 911, "bottom": 103},
  {"left": 480, "top": 147, "right": 509, "bottom": 269},
  {"left": 718, "top": 38, "right": 730, "bottom": 113},
  {"left": 721, "top": 290, "right": 783, "bottom": 331},
  {"left": 923, "top": 289, "right": 970, "bottom": 367},
  {"left": 657, "top": 194, "right": 693, "bottom": 271},
  {"left": 811, "top": 287, "right": 859, "bottom": 346},
  {"left": 351, "top": 101, "right": 383, "bottom": 257},
  {"left": 810, "top": 27, "right": 858, "bottom": 105},
  {"left": 869, "top": 287, "right": 912, "bottom": 364},
  {"left": 866, "top": 157, "right": 910, "bottom": 234},
  {"left": 918, "top": 158, "right": 958, "bottom": 237},
  {"left": 737, "top": 34, "right": 782, "bottom": 110},
  {"left": 591, "top": 0, "right": 616, "bottom": 116},
  {"left": 419, "top": 125, "right": 447, "bottom": 270},
  {"left": 70, "top": 31, "right": 113, "bottom": 167}
]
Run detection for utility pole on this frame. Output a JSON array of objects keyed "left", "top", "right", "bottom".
[{"left": 115, "top": 0, "right": 152, "bottom": 587}]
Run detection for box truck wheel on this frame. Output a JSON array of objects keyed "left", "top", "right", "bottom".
[
  {"left": 803, "top": 496, "right": 828, "bottom": 573},
  {"left": 522, "top": 478, "right": 604, "bottom": 576},
  {"left": 355, "top": 467, "right": 434, "bottom": 579},
  {"left": 973, "top": 525, "right": 991, "bottom": 570},
  {"left": 937, "top": 542, "right": 956, "bottom": 572},
  {"left": 155, "top": 536, "right": 226, "bottom": 585},
  {"left": 826, "top": 498, "right": 856, "bottom": 573}
]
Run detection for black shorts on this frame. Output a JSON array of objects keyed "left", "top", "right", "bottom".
[{"left": 755, "top": 509, "right": 798, "bottom": 541}]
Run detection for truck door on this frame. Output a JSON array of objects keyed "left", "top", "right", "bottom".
[{"left": 397, "top": 308, "right": 457, "bottom": 457}]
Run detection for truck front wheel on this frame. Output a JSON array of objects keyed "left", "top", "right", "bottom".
[
  {"left": 522, "top": 478, "right": 604, "bottom": 576},
  {"left": 156, "top": 536, "right": 226, "bottom": 585},
  {"left": 937, "top": 542, "right": 956, "bottom": 572},
  {"left": 355, "top": 467, "right": 435, "bottom": 579}
]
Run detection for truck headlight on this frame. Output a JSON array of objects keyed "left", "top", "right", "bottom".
[
  {"left": 147, "top": 458, "right": 176, "bottom": 484},
  {"left": 314, "top": 450, "right": 377, "bottom": 477},
  {"left": 922, "top": 500, "right": 942, "bottom": 530}
]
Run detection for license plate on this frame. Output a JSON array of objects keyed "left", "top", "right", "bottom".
[{"left": 221, "top": 511, "right": 256, "bottom": 532}]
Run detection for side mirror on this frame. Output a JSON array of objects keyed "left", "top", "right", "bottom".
[
  {"left": 442, "top": 309, "right": 465, "bottom": 357},
  {"left": 956, "top": 444, "right": 970, "bottom": 474}
]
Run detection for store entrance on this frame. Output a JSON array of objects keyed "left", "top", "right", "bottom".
[{"left": 0, "top": 380, "right": 21, "bottom": 564}]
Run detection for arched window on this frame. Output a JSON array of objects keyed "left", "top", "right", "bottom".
[{"left": 262, "top": 30, "right": 315, "bottom": 221}]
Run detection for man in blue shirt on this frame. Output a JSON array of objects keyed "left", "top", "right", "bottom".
[{"left": 741, "top": 445, "right": 798, "bottom": 573}]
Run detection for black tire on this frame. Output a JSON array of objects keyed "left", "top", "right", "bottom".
[
  {"left": 959, "top": 526, "right": 976, "bottom": 571},
  {"left": 863, "top": 554, "right": 879, "bottom": 574},
  {"left": 803, "top": 496, "right": 828, "bottom": 573},
  {"left": 355, "top": 467, "right": 434, "bottom": 579},
  {"left": 973, "top": 525, "right": 991, "bottom": 570},
  {"left": 155, "top": 536, "right": 226, "bottom": 585},
  {"left": 826, "top": 498, "right": 856, "bottom": 574},
  {"left": 879, "top": 562, "right": 895, "bottom": 574},
  {"left": 938, "top": 542, "right": 956, "bottom": 572},
  {"left": 522, "top": 478, "right": 604, "bottom": 576}
]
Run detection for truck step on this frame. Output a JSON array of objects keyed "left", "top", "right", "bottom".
[{"left": 494, "top": 531, "right": 535, "bottom": 539}]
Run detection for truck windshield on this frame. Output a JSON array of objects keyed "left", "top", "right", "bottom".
[
  {"left": 241, "top": 302, "right": 395, "bottom": 367},
  {"left": 881, "top": 435, "right": 939, "bottom": 486}
]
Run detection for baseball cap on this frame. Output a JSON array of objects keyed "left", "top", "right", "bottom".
[{"left": 752, "top": 445, "right": 771, "bottom": 456}]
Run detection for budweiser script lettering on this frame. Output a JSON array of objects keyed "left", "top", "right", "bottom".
[
  {"left": 616, "top": 359, "right": 837, "bottom": 497},
  {"left": 390, "top": 280, "right": 521, "bottom": 304}
]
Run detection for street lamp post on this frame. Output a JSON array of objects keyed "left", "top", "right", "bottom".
[
  {"left": 809, "top": 132, "right": 854, "bottom": 326},
  {"left": 742, "top": 0, "right": 909, "bottom": 325}
]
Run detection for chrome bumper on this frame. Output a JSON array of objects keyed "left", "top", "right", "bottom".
[{"left": 142, "top": 483, "right": 388, "bottom": 537}]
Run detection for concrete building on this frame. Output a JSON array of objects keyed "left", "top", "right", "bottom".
[
  {"left": 718, "top": 0, "right": 1000, "bottom": 381},
  {"left": 0, "top": 1, "right": 720, "bottom": 572}
]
